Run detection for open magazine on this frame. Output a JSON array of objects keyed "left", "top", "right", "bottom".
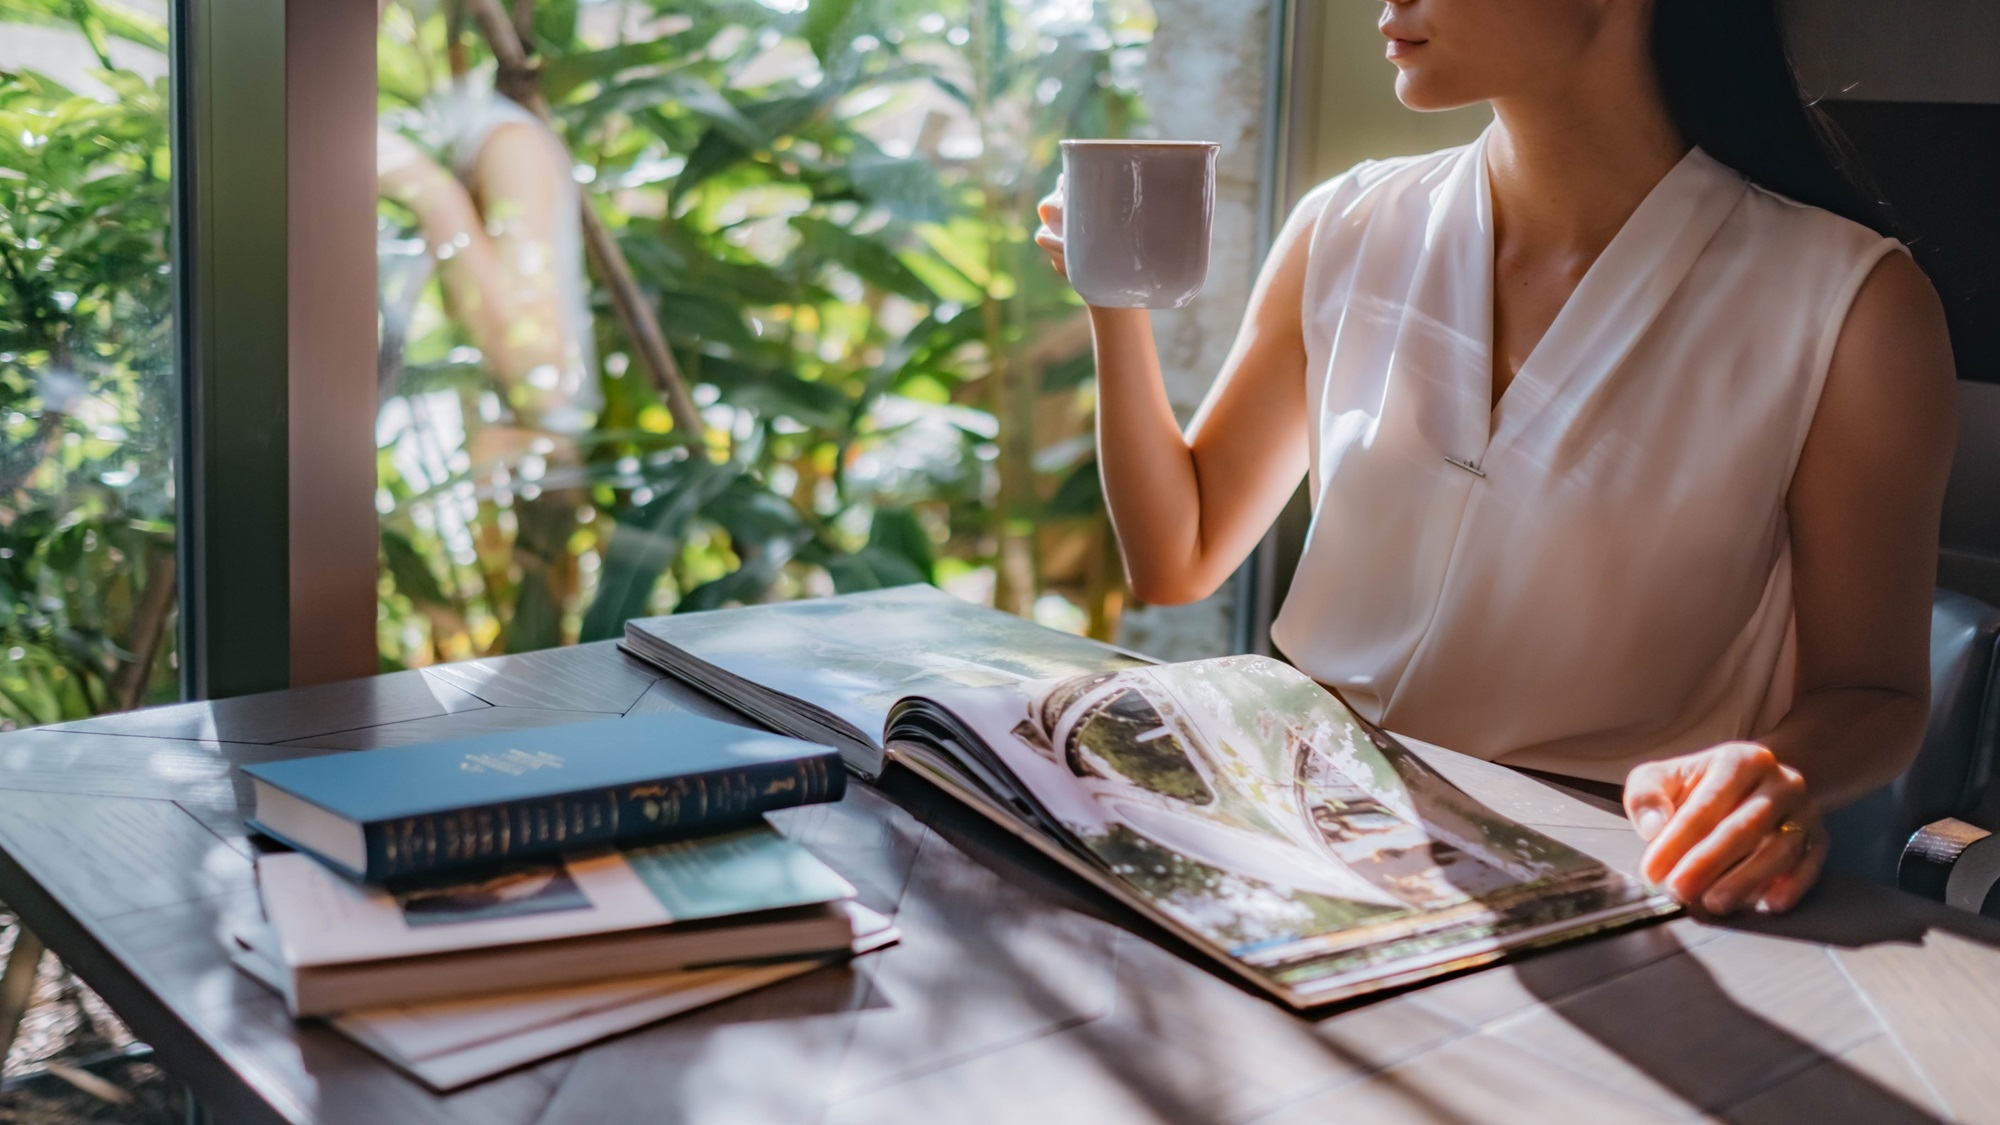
[{"left": 623, "top": 585, "right": 1677, "bottom": 1009}]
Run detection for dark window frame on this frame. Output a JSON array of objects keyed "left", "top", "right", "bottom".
[{"left": 172, "top": 0, "right": 378, "bottom": 699}]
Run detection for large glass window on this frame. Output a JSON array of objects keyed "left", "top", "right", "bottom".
[
  {"left": 374, "top": 0, "right": 1155, "bottom": 670},
  {"left": 0, "top": 0, "right": 178, "bottom": 729}
]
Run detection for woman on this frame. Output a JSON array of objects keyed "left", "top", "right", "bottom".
[{"left": 1035, "top": 0, "right": 1957, "bottom": 916}]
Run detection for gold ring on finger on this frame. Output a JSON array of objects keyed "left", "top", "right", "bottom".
[{"left": 1780, "top": 820, "right": 1815, "bottom": 852}]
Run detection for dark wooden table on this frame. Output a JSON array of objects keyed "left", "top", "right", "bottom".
[{"left": 1, "top": 641, "right": 1997, "bottom": 1124}]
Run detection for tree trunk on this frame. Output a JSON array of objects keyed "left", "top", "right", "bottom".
[{"left": 110, "top": 545, "right": 175, "bottom": 713}]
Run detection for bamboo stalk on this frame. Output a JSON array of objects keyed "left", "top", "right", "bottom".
[{"left": 464, "top": 0, "right": 705, "bottom": 439}]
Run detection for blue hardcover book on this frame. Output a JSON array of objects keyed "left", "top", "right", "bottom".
[{"left": 242, "top": 713, "right": 844, "bottom": 882}]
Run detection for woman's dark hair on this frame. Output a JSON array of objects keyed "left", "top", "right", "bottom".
[{"left": 1652, "top": 0, "right": 1895, "bottom": 236}]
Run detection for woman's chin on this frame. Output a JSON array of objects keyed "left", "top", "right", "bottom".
[{"left": 1392, "top": 72, "right": 1478, "bottom": 114}]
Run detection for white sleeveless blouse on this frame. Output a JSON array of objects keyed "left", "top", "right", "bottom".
[{"left": 1269, "top": 133, "right": 1903, "bottom": 785}]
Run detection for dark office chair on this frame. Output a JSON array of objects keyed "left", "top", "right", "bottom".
[{"left": 1823, "top": 589, "right": 2000, "bottom": 915}]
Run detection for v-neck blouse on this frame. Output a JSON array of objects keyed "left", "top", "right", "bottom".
[{"left": 1268, "top": 134, "right": 1903, "bottom": 785}]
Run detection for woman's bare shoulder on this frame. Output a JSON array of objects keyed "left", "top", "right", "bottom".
[
  {"left": 1835, "top": 252, "right": 1954, "bottom": 408},
  {"left": 1811, "top": 250, "right": 1956, "bottom": 480}
]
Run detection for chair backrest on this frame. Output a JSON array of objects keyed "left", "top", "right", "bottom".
[
  {"left": 1938, "top": 383, "right": 2000, "bottom": 607},
  {"left": 1825, "top": 589, "right": 2000, "bottom": 885}
]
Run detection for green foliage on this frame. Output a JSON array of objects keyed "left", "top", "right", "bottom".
[
  {"left": 0, "top": 14, "right": 178, "bottom": 728},
  {"left": 376, "top": 0, "right": 1154, "bottom": 666},
  {"left": 0, "top": 0, "right": 1158, "bottom": 717},
  {"left": 0, "top": 0, "right": 167, "bottom": 56}
]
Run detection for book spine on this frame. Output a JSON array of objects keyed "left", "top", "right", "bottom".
[{"left": 359, "top": 753, "right": 844, "bottom": 880}]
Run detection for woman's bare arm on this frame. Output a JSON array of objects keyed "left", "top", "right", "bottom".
[
  {"left": 1037, "top": 186, "right": 1319, "bottom": 605},
  {"left": 1773, "top": 250, "right": 1957, "bottom": 801},
  {"left": 1627, "top": 250, "right": 1957, "bottom": 914}
]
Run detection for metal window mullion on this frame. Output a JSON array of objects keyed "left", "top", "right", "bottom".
[
  {"left": 284, "top": 0, "right": 380, "bottom": 689},
  {"left": 174, "top": 0, "right": 291, "bottom": 700}
]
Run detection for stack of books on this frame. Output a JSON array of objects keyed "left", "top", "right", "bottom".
[{"left": 227, "top": 712, "right": 892, "bottom": 1089}]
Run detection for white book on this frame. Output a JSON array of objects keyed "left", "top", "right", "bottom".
[
  {"left": 262, "top": 822, "right": 854, "bottom": 965},
  {"left": 254, "top": 823, "right": 859, "bottom": 1015},
  {"left": 229, "top": 904, "right": 899, "bottom": 1090}
]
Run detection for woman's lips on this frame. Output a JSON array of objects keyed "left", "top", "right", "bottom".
[{"left": 1385, "top": 37, "right": 1428, "bottom": 60}]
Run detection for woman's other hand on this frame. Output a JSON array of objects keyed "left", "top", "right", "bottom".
[
  {"left": 1035, "top": 177, "right": 1069, "bottom": 279},
  {"left": 1623, "top": 742, "right": 1828, "bottom": 915}
]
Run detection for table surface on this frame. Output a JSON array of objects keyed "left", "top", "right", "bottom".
[{"left": 2, "top": 640, "right": 1997, "bottom": 1125}]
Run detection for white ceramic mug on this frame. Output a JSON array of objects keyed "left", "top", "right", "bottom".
[{"left": 1060, "top": 140, "right": 1220, "bottom": 309}]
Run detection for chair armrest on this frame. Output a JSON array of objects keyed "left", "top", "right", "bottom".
[{"left": 1900, "top": 818, "right": 2000, "bottom": 915}]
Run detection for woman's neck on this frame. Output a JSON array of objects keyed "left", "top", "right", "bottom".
[{"left": 1485, "top": 73, "right": 1689, "bottom": 257}]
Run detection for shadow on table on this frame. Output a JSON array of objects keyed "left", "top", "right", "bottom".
[
  {"left": 1426, "top": 770, "right": 1990, "bottom": 1120},
  {"left": 877, "top": 766, "right": 1982, "bottom": 1124},
  {"left": 1417, "top": 778, "right": 1968, "bottom": 1122},
  {"left": 1512, "top": 926, "right": 1945, "bottom": 1123},
  {"left": 1720, "top": 870, "right": 2000, "bottom": 951},
  {"left": 868, "top": 770, "right": 1258, "bottom": 1122}
]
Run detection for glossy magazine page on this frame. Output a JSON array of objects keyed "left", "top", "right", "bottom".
[
  {"left": 624, "top": 584, "right": 1146, "bottom": 776},
  {"left": 888, "top": 656, "right": 1677, "bottom": 1006}
]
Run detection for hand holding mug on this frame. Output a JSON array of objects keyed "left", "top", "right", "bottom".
[
  {"left": 1035, "top": 181, "right": 1070, "bottom": 280},
  {"left": 1036, "top": 140, "right": 1220, "bottom": 310}
]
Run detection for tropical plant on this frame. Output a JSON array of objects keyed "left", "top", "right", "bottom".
[
  {"left": 0, "top": 2, "right": 177, "bottom": 729},
  {"left": 374, "top": 0, "right": 1154, "bottom": 668}
]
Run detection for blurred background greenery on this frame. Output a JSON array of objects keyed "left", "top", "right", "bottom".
[
  {"left": 0, "top": 3, "right": 187, "bottom": 1106},
  {"left": 0, "top": 0, "right": 1163, "bottom": 728},
  {"left": 373, "top": 0, "right": 1157, "bottom": 671},
  {"left": 0, "top": 0, "right": 177, "bottom": 730}
]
